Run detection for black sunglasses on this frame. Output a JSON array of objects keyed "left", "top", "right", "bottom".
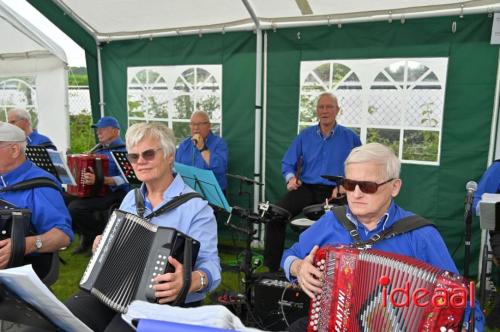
[
  {"left": 342, "top": 178, "right": 394, "bottom": 194},
  {"left": 126, "top": 148, "right": 162, "bottom": 163}
]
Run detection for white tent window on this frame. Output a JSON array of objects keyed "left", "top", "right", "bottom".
[
  {"left": 299, "top": 58, "right": 448, "bottom": 165},
  {"left": 127, "top": 65, "right": 222, "bottom": 142},
  {"left": 0, "top": 77, "right": 38, "bottom": 125}
]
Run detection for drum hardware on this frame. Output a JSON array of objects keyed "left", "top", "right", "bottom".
[{"left": 258, "top": 201, "right": 292, "bottom": 223}]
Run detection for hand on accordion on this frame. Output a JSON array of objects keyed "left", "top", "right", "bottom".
[
  {"left": 0, "top": 238, "right": 12, "bottom": 269},
  {"left": 83, "top": 168, "right": 96, "bottom": 185},
  {"left": 92, "top": 235, "right": 102, "bottom": 253},
  {"left": 153, "top": 256, "right": 185, "bottom": 304},
  {"left": 292, "top": 245, "right": 323, "bottom": 299}
]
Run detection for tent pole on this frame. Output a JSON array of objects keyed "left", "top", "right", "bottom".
[{"left": 96, "top": 42, "right": 105, "bottom": 117}]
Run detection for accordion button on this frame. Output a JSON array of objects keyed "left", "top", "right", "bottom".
[
  {"left": 158, "top": 254, "right": 162, "bottom": 258},
  {"left": 149, "top": 285, "right": 153, "bottom": 288},
  {"left": 156, "top": 260, "right": 160, "bottom": 264},
  {"left": 154, "top": 267, "right": 158, "bottom": 270},
  {"left": 162, "top": 255, "right": 167, "bottom": 259},
  {"left": 310, "top": 321, "right": 314, "bottom": 326}
]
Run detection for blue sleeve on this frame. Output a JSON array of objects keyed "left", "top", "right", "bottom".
[
  {"left": 207, "top": 139, "right": 228, "bottom": 177},
  {"left": 189, "top": 201, "right": 221, "bottom": 293},
  {"left": 473, "top": 162, "right": 500, "bottom": 215},
  {"left": 29, "top": 187, "right": 74, "bottom": 241},
  {"left": 281, "top": 134, "right": 303, "bottom": 180}
]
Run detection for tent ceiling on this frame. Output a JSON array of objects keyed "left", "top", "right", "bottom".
[{"left": 55, "top": 0, "right": 500, "bottom": 41}]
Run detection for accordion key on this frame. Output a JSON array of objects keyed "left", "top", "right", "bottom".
[
  {"left": 80, "top": 210, "right": 200, "bottom": 313},
  {"left": 67, "top": 154, "right": 109, "bottom": 197},
  {"left": 308, "top": 246, "right": 469, "bottom": 332}
]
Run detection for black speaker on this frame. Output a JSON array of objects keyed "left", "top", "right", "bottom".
[{"left": 252, "top": 275, "right": 310, "bottom": 331}]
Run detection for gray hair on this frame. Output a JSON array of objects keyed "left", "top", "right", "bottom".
[
  {"left": 317, "top": 92, "right": 339, "bottom": 107},
  {"left": 8, "top": 108, "right": 31, "bottom": 124},
  {"left": 191, "top": 110, "right": 210, "bottom": 122},
  {"left": 125, "top": 122, "right": 176, "bottom": 161},
  {"left": 17, "top": 141, "right": 27, "bottom": 154},
  {"left": 345, "top": 143, "right": 400, "bottom": 179}
]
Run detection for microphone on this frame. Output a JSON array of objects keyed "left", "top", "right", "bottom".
[{"left": 464, "top": 180, "right": 477, "bottom": 218}]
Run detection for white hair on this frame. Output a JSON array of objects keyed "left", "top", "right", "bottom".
[
  {"left": 191, "top": 110, "right": 210, "bottom": 122},
  {"left": 317, "top": 92, "right": 339, "bottom": 107},
  {"left": 345, "top": 143, "right": 400, "bottom": 179},
  {"left": 125, "top": 122, "right": 176, "bottom": 161},
  {"left": 8, "top": 108, "right": 31, "bottom": 124}
]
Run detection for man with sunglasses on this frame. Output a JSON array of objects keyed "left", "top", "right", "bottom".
[
  {"left": 175, "top": 110, "right": 228, "bottom": 191},
  {"left": 281, "top": 143, "right": 484, "bottom": 331},
  {"left": 65, "top": 122, "right": 221, "bottom": 331},
  {"left": 67, "top": 116, "right": 129, "bottom": 255},
  {"left": 8, "top": 108, "right": 56, "bottom": 150},
  {"left": 264, "top": 92, "right": 361, "bottom": 272},
  {"left": 0, "top": 122, "right": 73, "bottom": 276}
]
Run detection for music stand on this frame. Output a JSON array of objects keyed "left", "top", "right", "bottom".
[
  {"left": 174, "top": 162, "right": 231, "bottom": 213},
  {"left": 25, "top": 146, "right": 60, "bottom": 183},
  {"left": 111, "top": 151, "right": 142, "bottom": 185}
]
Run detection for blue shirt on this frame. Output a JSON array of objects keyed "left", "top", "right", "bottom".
[
  {"left": 28, "top": 130, "right": 56, "bottom": 150},
  {"left": 282, "top": 201, "right": 483, "bottom": 331},
  {"left": 473, "top": 160, "right": 500, "bottom": 215},
  {"left": 176, "top": 132, "right": 228, "bottom": 190},
  {"left": 94, "top": 138, "right": 129, "bottom": 192},
  {"left": 0, "top": 160, "right": 74, "bottom": 241},
  {"left": 282, "top": 124, "right": 361, "bottom": 186},
  {"left": 119, "top": 174, "right": 221, "bottom": 303}
]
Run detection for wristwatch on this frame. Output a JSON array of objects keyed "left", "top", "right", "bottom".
[
  {"left": 35, "top": 236, "right": 43, "bottom": 252},
  {"left": 197, "top": 271, "right": 207, "bottom": 292}
]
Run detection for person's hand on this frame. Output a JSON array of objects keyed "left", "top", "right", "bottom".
[
  {"left": 192, "top": 133, "right": 204, "bottom": 151},
  {"left": 92, "top": 235, "right": 102, "bottom": 253},
  {"left": 287, "top": 176, "right": 302, "bottom": 191},
  {"left": 83, "top": 167, "right": 96, "bottom": 185},
  {"left": 0, "top": 239, "right": 12, "bottom": 269},
  {"left": 293, "top": 245, "right": 323, "bottom": 299},
  {"left": 153, "top": 256, "right": 185, "bottom": 304}
]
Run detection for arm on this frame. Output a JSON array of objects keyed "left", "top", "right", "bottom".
[
  {"left": 282, "top": 135, "right": 302, "bottom": 185},
  {"left": 473, "top": 162, "right": 500, "bottom": 215}
]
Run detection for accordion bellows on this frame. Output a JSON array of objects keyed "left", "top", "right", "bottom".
[{"left": 308, "top": 246, "right": 469, "bottom": 332}]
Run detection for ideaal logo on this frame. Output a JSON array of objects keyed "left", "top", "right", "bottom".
[{"left": 378, "top": 276, "right": 475, "bottom": 308}]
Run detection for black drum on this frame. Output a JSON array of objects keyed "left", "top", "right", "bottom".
[
  {"left": 258, "top": 202, "right": 291, "bottom": 223},
  {"left": 302, "top": 203, "right": 331, "bottom": 221}
]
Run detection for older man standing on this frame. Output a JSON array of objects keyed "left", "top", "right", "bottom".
[
  {"left": 8, "top": 108, "right": 56, "bottom": 150},
  {"left": 264, "top": 92, "right": 361, "bottom": 272},
  {"left": 175, "top": 111, "right": 228, "bottom": 191},
  {"left": 0, "top": 122, "right": 72, "bottom": 278},
  {"left": 282, "top": 143, "right": 483, "bottom": 331}
]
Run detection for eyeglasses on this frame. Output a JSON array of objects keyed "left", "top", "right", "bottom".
[
  {"left": 126, "top": 148, "right": 163, "bottom": 163},
  {"left": 189, "top": 121, "right": 209, "bottom": 128},
  {"left": 342, "top": 178, "right": 394, "bottom": 194}
]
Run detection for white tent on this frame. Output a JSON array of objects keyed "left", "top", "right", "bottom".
[{"left": 0, "top": 1, "right": 69, "bottom": 152}]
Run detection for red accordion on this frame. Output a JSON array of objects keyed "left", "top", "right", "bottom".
[
  {"left": 67, "top": 154, "right": 109, "bottom": 198},
  {"left": 308, "top": 246, "right": 470, "bottom": 332}
]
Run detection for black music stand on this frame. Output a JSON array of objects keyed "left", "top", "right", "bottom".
[
  {"left": 174, "top": 162, "right": 231, "bottom": 213},
  {"left": 25, "top": 146, "right": 59, "bottom": 182},
  {"left": 111, "top": 151, "right": 142, "bottom": 185}
]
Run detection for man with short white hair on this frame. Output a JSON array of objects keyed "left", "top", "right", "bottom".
[
  {"left": 0, "top": 122, "right": 72, "bottom": 278},
  {"left": 8, "top": 108, "right": 56, "bottom": 150},
  {"left": 282, "top": 143, "right": 483, "bottom": 331}
]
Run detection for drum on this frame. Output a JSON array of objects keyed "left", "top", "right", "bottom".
[
  {"left": 290, "top": 218, "right": 316, "bottom": 231},
  {"left": 302, "top": 203, "right": 332, "bottom": 221},
  {"left": 258, "top": 201, "right": 291, "bottom": 223}
]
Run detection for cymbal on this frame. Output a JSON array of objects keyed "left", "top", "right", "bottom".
[
  {"left": 321, "top": 175, "right": 344, "bottom": 183},
  {"left": 226, "top": 173, "right": 263, "bottom": 186}
]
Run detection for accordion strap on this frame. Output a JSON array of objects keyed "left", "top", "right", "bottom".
[
  {"left": 0, "top": 177, "right": 60, "bottom": 193},
  {"left": 332, "top": 205, "right": 435, "bottom": 248},
  {"left": 134, "top": 189, "right": 203, "bottom": 219}
]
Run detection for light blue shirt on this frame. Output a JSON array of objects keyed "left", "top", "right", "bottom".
[
  {"left": 119, "top": 174, "right": 221, "bottom": 303},
  {"left": 176, "top": 131, "right": 228, "bottom": 190},
  {"left": 282, "top": 124, "right": 361, "bottom": 186}
]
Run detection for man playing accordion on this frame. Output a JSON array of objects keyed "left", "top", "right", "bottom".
[
  {"left": 282, "top": 143, "right": 484, "bottom": 331},
  {"left": 0, "top": 122, "right": 73, "bottom": 278}
]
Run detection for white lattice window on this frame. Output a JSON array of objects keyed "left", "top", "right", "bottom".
[
  {"left": 0, "top": 77, "right": 38, "bottom": 126},
  {"left": 299, "top": 58, "right": 448, "bottom": 165},
  {"left": 127, "top": 65, "right": 222, "bottom": 142}
]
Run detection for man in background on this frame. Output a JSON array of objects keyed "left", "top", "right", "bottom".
[{"left": 8, "top": 108, "right": 56, "bottom": 150}]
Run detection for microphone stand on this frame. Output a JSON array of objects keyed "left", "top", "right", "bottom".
[{"left": 464, "top": 207, "right": 473, "bottom": 279}]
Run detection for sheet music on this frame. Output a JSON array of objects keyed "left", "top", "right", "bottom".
[
  {"left": 47, "top": 150, "right": 76, "bottom": 185},
  {"left": 0, "top": 265, "right": 92, "bottom": 332},
  {"left": 111, "top": 151, "right": 141, "bottom": 184},
  {"left": 123, "top": 300, "right": 263, "bottom": 332}
]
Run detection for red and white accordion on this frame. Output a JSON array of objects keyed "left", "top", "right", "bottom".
[
  {"left": 67, "top": 154, "right": 109, "bottom": 198},
  {"left": 308, "top": 246, "right": 470, "bottom": 332}
]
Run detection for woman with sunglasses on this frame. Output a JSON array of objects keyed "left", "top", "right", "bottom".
[
  {"left": 281, "top": 142, "right": 484, "bottom": 332},
  {"left": 65, "top": 122, "right": 221, "bottom": 332}
]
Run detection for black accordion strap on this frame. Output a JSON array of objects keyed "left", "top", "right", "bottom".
[
  {"left": 91, "top": 158, "right": 105, "bottom": 196},
  {"left": 172, "top": 237, "right": 193, "bottom": 306},
  {"left": 0, "top": 177, "right": 60, "bottom": 193},
  {"left": 333, "top": 205, "right": 435, "bottom": 248},
  {"left": 8, "top": 211, "right": 27, "bottom": 267},
  {"left": 134, "top": 190, "right": 203, "bottom": 220}
]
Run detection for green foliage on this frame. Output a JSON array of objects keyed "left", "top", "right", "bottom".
[
  {"left": 402, "top": 130, "right": 439, "bottom": 162},
  {"left": 69, "top": 112, "right": 95, "bottom": 153},
  {"left": 68, "top": 67, "right": 88, "bottom": 86},
  {"left": 367, "top": 128, "right": 400, "bottom": 155}
]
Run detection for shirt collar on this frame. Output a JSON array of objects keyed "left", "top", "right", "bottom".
[
  {"left": 0, "top": 159, "right": 32, "bottom": 187},
  {"left": 345, "top": 201, "right": 396, "bottom": 232},
  {"left": 139, "top": 173, "right": 185, "bottom": 206},
  {"left": 315, "top": 123, "right": 336, "bottom": 139}
]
